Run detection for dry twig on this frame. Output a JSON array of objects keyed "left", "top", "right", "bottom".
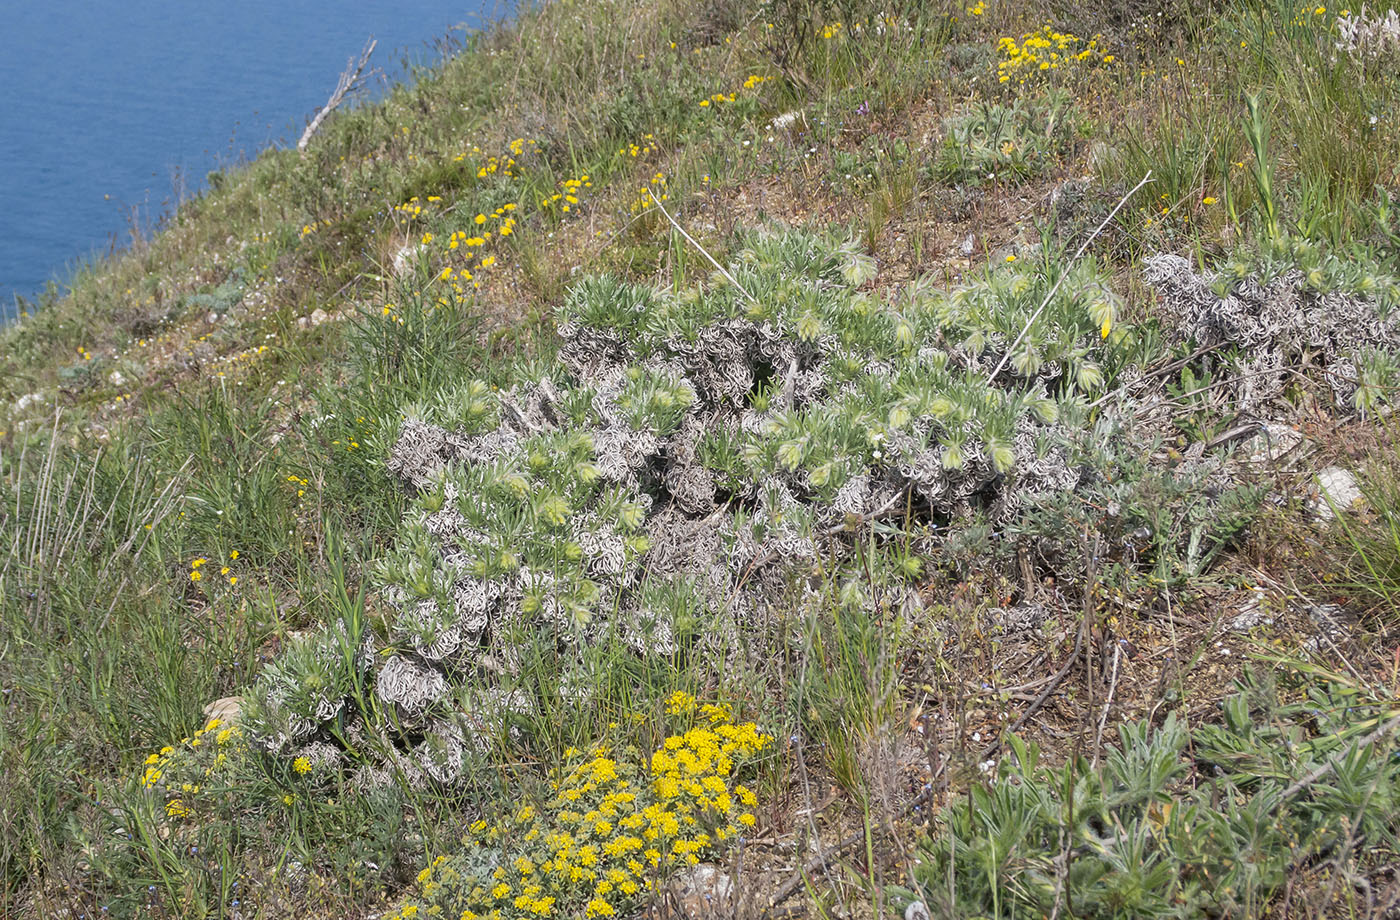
[
  {"left": 986, "top": 172, "right": 1153, "bottom": 384},
  {"left": 299, "top": 37, "right": 378, "bottom": 153},
  {"left": 646, "top": 188, "right": 757, "bottom": 303}
]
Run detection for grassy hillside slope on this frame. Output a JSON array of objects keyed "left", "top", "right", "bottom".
[{"left": 4, "top": 0, "right": 1400, "bottom": 917}]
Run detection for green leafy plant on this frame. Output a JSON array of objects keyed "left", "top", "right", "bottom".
[
  {"left": 892, "top": 667, "right": 1400, "bottom": 920},
  {"left": 933, "top": 91, "right": 1077, "bottom": 187}
]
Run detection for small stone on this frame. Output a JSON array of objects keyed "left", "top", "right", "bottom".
[
  {"left": 309, "top": 308, "right": 330, "bottom": 327},
  {"left": 654, "top": 864, "right": 731, "bottom": 917},
  {"left": 203, "top": 696, "right": 242, "bottom": 724},
  {"left": 1314, "top": 466, "right": 1363, "bottom": 520},
  {"left": 107, "top": 370, "right": 127, "bottom": 388},
  {"left": 393, "top": 243, "right": 425, "bottom": 277},
  {"left": 1243, "top": 422, "right": 1303, "bottom": 463},
  {"left": 905, "top": 901, "right": 931, "bottom": 920},
  {"left": 1228, "top": 586, "right": 1274, "bottom": 632},
  {"left": 13, "top": 391, "right": 45, "bottom": 413}
]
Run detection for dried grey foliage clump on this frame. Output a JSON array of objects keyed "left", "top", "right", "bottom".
[
  {"left": 345, "top": 230, "right": 1129, "bottom": 773},
  {"left": 252, "top": 229, "right": 1298, "bottom": 785},
  {"left": 1336, "top": 6, "right": 1400, "bottom": 57},
  {"left": 1143, "top": 252, "right": 1400, "bottom": 413}
]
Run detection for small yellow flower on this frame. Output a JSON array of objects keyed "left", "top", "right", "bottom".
[{"left": 293, "top": 757, "right": 312, "bottom": 775}]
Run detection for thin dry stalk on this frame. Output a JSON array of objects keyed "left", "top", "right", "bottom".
[
  {"left": 299, "top": 37, "right": 378, "bottom": 153},
  {"left": 986, "top": 172, "right": 1153, "bottom": 384},
  {"left": 646, "top": 188, "right": 756, "bottom": 304}
]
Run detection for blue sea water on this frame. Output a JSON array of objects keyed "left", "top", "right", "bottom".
[{"left": 0, "top": 0, "right": 500, "bottom": 319}]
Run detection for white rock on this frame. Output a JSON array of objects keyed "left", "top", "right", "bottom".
[
  {"left": 1228, "top": 586, "right": 1274, "bottom": 632},
  {"left": 13, "top": 392, "right": 45, "bottom": 413},
  {"left": 665, "top": 864, "right": 733, "bottom": 915},
  {"left": 207, "top": 311, "right": 220, "bottom": 324},
  {"left": 1244, "top": 422, "right": 1303, "bottom": 463},
  {"left": 1314, "top": 466, "right": 1363, "bottom": 520},
  {"left": 905, "top": 901, "right": 932, "bottom": 920},
  {"left": 298, "top": 308, "right": 332, "bottom": 330},
  {"left": 203, "top": 696, "right": 243, "bottom": 724},
  {"left": 107, "top": 370, "right": 127, "bottom": 388},
  {"left": 393, "top": 242, "right": 426, "bottom": 277}
]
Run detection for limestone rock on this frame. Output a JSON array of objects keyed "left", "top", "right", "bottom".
[
  {"left": 1314, "top": 466, "right": 1364, "bottom": 520},
  {"left": 203, "top": 696, "right": 243, "bottom": 724},
  {"left": 647, "top": 864, "right": 733, "bottom": 917}
]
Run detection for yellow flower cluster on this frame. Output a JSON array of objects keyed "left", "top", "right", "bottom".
[
  {"left": 140, "top": 717, "right": 246, "bottom": 821},
  {"left": 1288, "top": 4, "right": 1342, "bottom": 24},
  {"left": 437, "top": 204, "right": 520, "bottom": 293},
  {"left": 208, "top": 342, "right": 270, "bottom": 383},
  {"left": 995, "top": 27, "right": 1114, "bottom": 85},
  {"left": 187, "top": 550, "right": 241, "bottom": 587},
  {"left": 478, "top": 155, "right": 519, "bottom": 179},
  {"left": 383, "top": 696, "right": 769, "bottom": 920},
  {"left": 470, "top": 138, "right": 536, "bottom": 178},
  {"left": 630, "top": 173, "right": 669, "bottom": 214},
  {"left": 618, "top": 133, "right": 658, "bottom": 159},
  {"left": 299, "top": 218, "right": 333, "bottom": 238},
  {"left": 395, "top": 197, "right": 429, "bottom": 220},
  {"left": 699, "top": 74, "right": 770, "bottom": 108},
  {"left": 820, "top": 21, "right": 844, "bottom": 39},
  {"left": 540, "top": 175, "right": 592, "bottom": 215}
]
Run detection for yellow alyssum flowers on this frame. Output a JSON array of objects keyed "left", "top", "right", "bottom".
[
  {"left": 996, "top": 26, "right": 1114, "bottom": 85},
  {"left": 383, "top": 694, "right": 770, "bottom": 920},
  {"left": 698, "top": 74, "right": 770, "bottom": 108},
  {"left": 139, "top": 717, "right": 247, "bottom": 821}
]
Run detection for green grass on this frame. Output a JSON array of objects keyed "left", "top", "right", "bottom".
[{"left": 893, "top": 663, "right": 1400, "bottom": 920}]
